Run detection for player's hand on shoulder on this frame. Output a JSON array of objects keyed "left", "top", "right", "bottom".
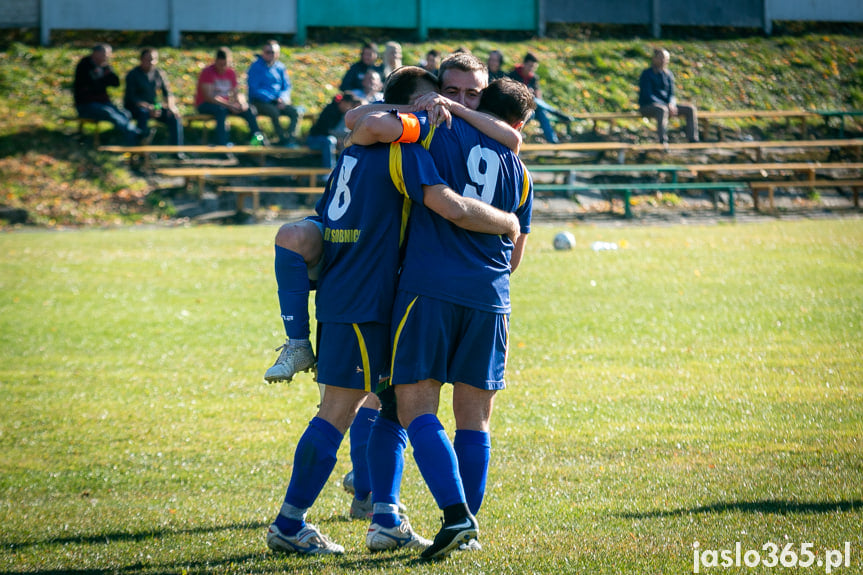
[
  {"left": 429, "top": 103, "right": 452, "bottom": 128},
  {"left": 505, "top": 214, "right": 520, "bottom": 244},
  {"left": 412, "top": 93, "right": 452, "bottom": 127}
]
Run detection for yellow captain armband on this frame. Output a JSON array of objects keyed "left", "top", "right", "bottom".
[{"left": 394, "top": 113, "right": 421, "bottom": 143}]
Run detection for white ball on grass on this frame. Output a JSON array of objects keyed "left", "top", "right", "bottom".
[{"left": 553, "top": 231, "right": 576, "bottom": 250}]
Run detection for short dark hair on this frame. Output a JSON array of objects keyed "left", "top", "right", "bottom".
[
  {"left": 523, "top": 52, "right": 539, "bottom": 64},
  {"left": 361, "top": 42, "right": 378, "bottom": 55},
  {"left": 140, "top": 46, "right": 156, "bottom": 59},
  {"left": 92, "top": 43, "right": 110, "bottom": 54},
  {"left": 438, "top": 52, "right": 488, "bottom": 89},
  {"left": 383, "top": 66, "right": 438, "bottom": 105},
  {"left": 478, "top": 77, "right": 536, "bottom": 126},
  {"left": 426, "top": 49, "right": 440, "bottom": 58},
  {"left": 216, "top": 46, "right": 231, "bottom": 61}
]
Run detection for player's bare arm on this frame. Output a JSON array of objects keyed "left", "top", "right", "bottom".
[
  {"left": 345, "top": 111, "right": 403, "bottom": 146},
  {"left": 422, "top": 183, "right": 520, "bottom": 244},
  {"left": 345, "top": 103, "right": 410, "bottom": 130},
  {"left": 510, "top": 234, "right": 529, "bottom": 272},
  {"left": 413, "top": 93, "right": 522, "bottom": 153}
]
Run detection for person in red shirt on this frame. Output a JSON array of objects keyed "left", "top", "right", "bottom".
[
  {"left": 509, "top": 52, "right": 573, "bottom": 144},
  {"left": 195, "top": 47, "right": 262, "bottom": 146}
]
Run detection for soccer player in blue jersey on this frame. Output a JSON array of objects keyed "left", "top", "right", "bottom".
[
  {"left": 263, "top": 62, "right": 523, "bottom": 530},
  {"left": 265, "top": 67, "right": 522, "bottom": 556},
  {"left": 349, "top": 74, "right": 536, "bottom": 559}
]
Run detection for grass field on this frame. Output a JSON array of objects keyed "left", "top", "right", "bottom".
[{"left": 1, "top": 219, "right": 861, "bottom": 574}]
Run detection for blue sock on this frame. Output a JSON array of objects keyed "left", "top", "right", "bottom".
[
  {"left": 454, "top": 429, "right": 491, "bottom": 516},
  {"left": 407, "top": 413, "right": 465, "bottom": 510},
  {"left": 349, "top": 406, "right": 378, "bottom": 500},
  {"left": 275, "top": 417, "right": 343, "bottom": 534},
  {"left": 274, "top": 245, "right": 310, "bottom": 340},
  {"left": 368, "top": 417, "right": 407, "bottom": 528}
]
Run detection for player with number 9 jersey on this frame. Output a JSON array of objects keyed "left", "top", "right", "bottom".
[{"left": 397, "top": 116, "right": 533, "bottom": 314}]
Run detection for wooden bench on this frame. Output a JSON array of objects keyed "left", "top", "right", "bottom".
[
  {"left": 61, "top": 116, "right": 112, "bottom": 146},
  {"left": 534, "top": 181, "right": 747, "bottom": 218},
  {"left": 527, "top": 163, "right": 690, "bottom": 188},
  {"left": 180, "top": 107, "right": 319, "bottom": 144},
  {"left": 699, "top": 110, "right": 819, "bottom": 140},
  {"left": 568, "top": 109, "right": 818, "bottom": 140},
  {"left": 683, "top": 161, "right": 863, "bottom": 179},
  {"left": 522, "top": 139, "right": 863, "bottom": 163},
  {"left": 181, "top": 114, "right": 215, "bottom": 143},
  {"left": 99, "top": 144, "right": 320, "bottom": 168},
  {"left": 216, "top": 185, "right": 324, "bottom": 212},
  {"left": 156, "top": 166, "right": 331, "bottom": 191},
  {"left": 813, "top": 109, "right": 863, "bottom": 138},
  {"left": 100, "top": 144, "right": 318, "bottom": 155},
  {"left": 521, "top": 141, "right": 632, "bottom": 163},
  {"left": 682, "top": 162, "right": 863, "bottom": 211},
  {"left": 748, "top": 179, "right": 863, "bottom": 211},
  {"left": 635, "top": 138, "right": 863, "bottom": 161}
]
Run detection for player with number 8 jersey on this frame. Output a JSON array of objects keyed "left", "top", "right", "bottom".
[{"left": 314, "top": 138, "right": 441, "bottom": 327}]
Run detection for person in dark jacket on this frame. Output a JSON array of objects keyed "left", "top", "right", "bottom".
[
  {"left": 124, "top": 47, "right": 183, "bottom": 146},
  {"left": 74, "top": 44, "right": 146, "bottom": 145},
  {"left": 306, "top": 92, "right": 361, "bottom": 170},
  {"left": 638, "top": 48, "right": 699, "bottom": 143},
  {"left": 339, "top": 43, "right": 383, "bottom": 93}
]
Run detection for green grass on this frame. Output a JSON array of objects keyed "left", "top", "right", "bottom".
[{"left": 1, "top": 219, "right": 861, "bottom": 574}]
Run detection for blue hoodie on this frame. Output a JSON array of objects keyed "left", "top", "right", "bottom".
[{"left": 247, "top": 55, "right": 292, "bottom": 103}]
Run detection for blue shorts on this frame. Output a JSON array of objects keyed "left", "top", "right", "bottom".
[
  {"left": 316, "top": 322, "right": 391, "bottom": 392},
  {"left": 390, "top": 291, "right": 509, "bottom": 391}
]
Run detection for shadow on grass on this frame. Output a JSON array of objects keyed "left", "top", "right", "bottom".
[
  {"left": 0, "top": 126, "right": 104, "bottom": 161},
  {"left": 0, "top": 552, "right": 417, "bottom": 575},
  {"left": 2, "top": 517, "right": 423, "bottom": 575},
  {"left": 618, "top": 499, "right": 863, "bottom": 519},
  {"left": 0, "top": 553, "right": 264, "bottom": 575},
  {"left": 2, "top": 519, "right": 268, "bottom": 549}
]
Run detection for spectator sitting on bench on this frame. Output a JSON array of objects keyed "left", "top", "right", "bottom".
[
  {"left": 420, "top": 49, "right": 440, "bottom": 76},
  {"left": 638, "top": 48, "right": 699, "bottom": 144},
  {"left": 305, "top": 92, "right": 360, "bottom": 172},
  {"left": 339, "top": 43, "right": 383, "bottom": 93},
  {"left": 124, "top": 47, "right": 183, "bottom": 147},
  {"left": 509, "top": 52, "right": 572, "bottom": 144},
  {"left": 382, "top": 41, "right": 402, "bottom": 81},
  {"left": 487, "top": 50, "right": 506, "bottom": 81},
  {"left": 74, "top": 43, "right": 149, "bottom": 145},
  {"left": 248, "top": 40, "right": 301, "bottom": 147},
  {"left": 195, "top": 46, "right": 263, "bottom": 146},
  {"left": 351, "top": 69, "right": 384, "bottom": 104}
]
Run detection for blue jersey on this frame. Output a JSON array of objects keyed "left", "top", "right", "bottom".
[
  {"left": 314, "top": 141, "right": 445, "bottom": 324},
  {"left": 397, "top": 116, "right": 533, "bottom": 313}
]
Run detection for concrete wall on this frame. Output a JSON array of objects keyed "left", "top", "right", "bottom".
[
  {"left": 3, "top": 0, "right": 861, "bottom": 44},
  {"left": 0, "top": 0, "right": 38, "bottom": 27},
  {"left": 660, "top": 0, "right": 764, "bottom": 27},
  {"left": 767, "top": 0, "right": 863, "bottom": 21}
]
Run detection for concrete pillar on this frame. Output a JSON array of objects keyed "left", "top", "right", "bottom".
[
  {"left": 295, "top": 0, "right": 306, "bottom": 45},
  {"left": 39, "top": 0, "right": 49, "bottom": 46},
  {"left": 417, "top": 0, "right": 427, "bottom": 42},
  {"left": 651, "top": 0, "right": 661, "bottom": 38}
]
